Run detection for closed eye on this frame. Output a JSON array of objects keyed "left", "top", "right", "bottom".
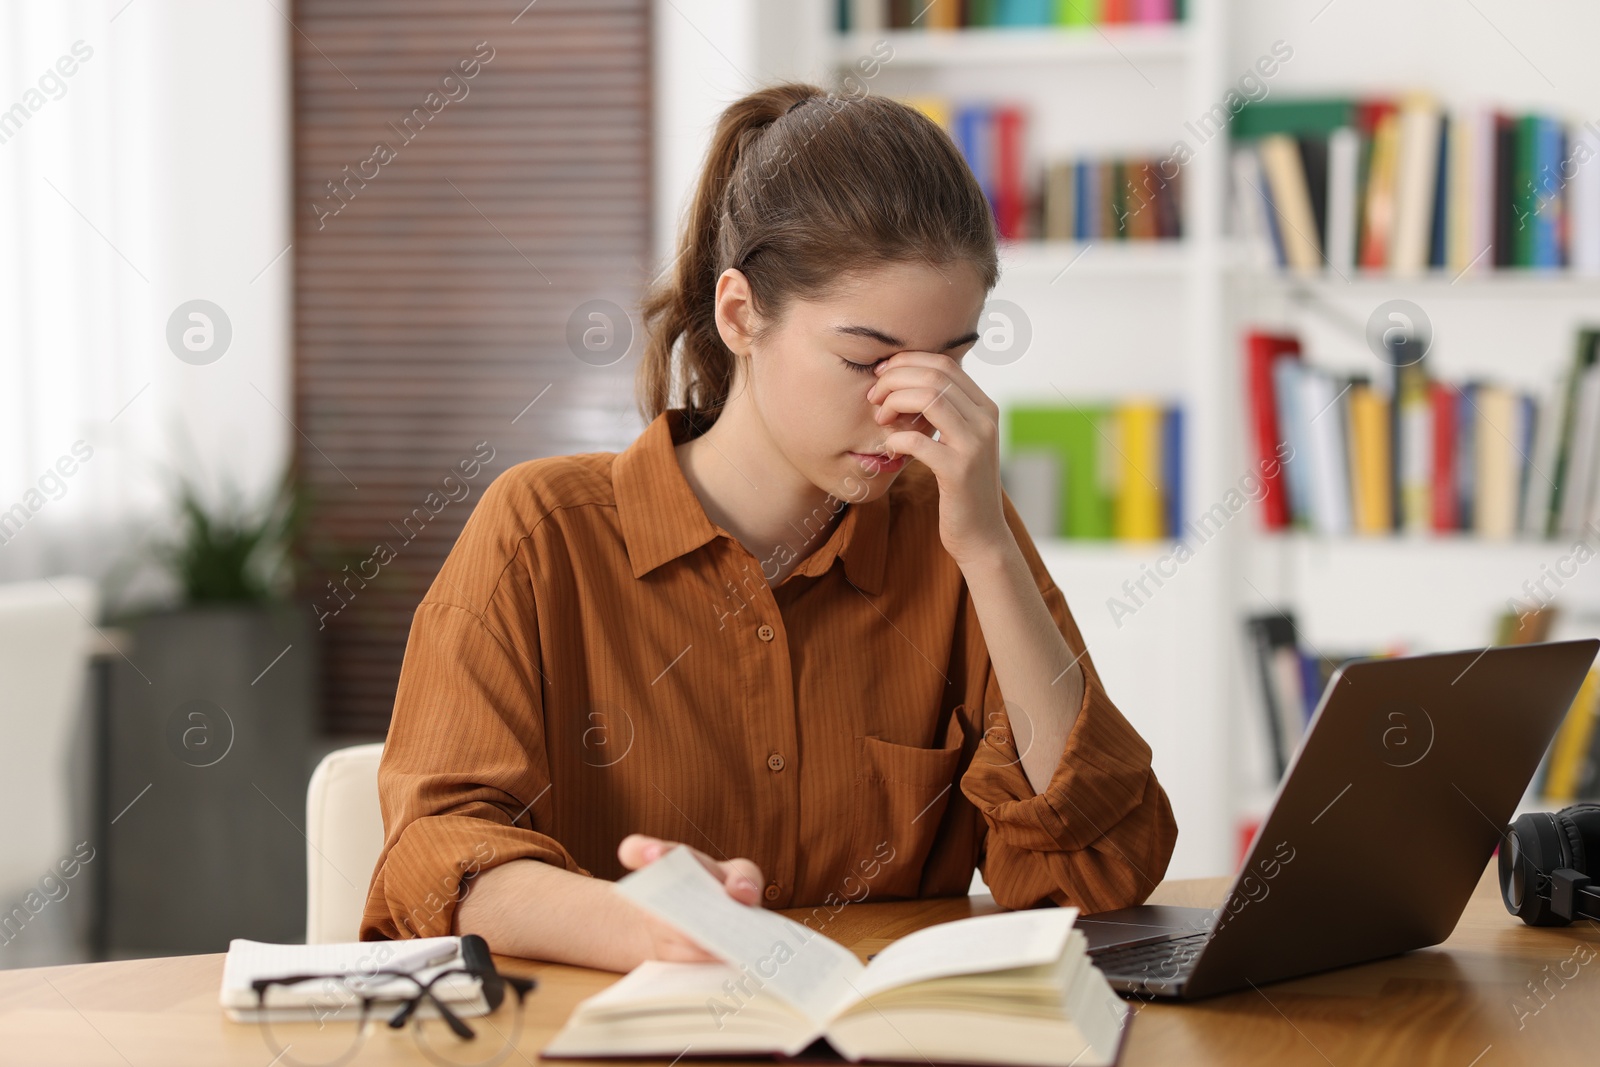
[{"left": 840, "top": 357, "right": 881, "bottom": 375}]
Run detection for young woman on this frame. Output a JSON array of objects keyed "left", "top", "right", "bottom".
[{"left": 360, "top": 83, "right": 1177, "bottom": 970}]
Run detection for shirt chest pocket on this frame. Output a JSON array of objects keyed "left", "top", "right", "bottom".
[{"left": 840, "top": 712, "right": 965, "bottom": 901}]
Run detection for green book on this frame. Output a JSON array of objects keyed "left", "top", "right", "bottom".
[
  {"left": 968, "top": 0, "right": 1000, "bottom": 26},
  {"left": 1056, "top": 0, "right": 1102, "bottom": 25},
  {"left": 1231, "top": 98, "right": 1358, "bottom": 141},
  {"left": 1514, "top": 114, "right": 1540, "bottom": 268},
  {"left": 1007, "top": 405, "right": 1113, "bottom": 539}
]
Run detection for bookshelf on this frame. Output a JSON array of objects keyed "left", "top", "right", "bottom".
[
  {"left": 796, "top": 0, "right": 1236, "bottom": 882},
  {"left": 693, "top": 0, "right": 1600, "bottom": 881},
  {"left": 832, "top": 24, "right": 1194, "bottom": 66}
]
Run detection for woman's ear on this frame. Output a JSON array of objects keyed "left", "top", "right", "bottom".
[{"left": 713, "top": 268, "right": 758, "bottom": 358}]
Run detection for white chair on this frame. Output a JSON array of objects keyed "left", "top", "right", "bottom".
[
  {"left": 0, "top": 577, "right": 97, "bottom": 907},
  {"left": 304, "top": 742, "right": 385, "bottom": 943}
]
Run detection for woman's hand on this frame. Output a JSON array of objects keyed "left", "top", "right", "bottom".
[
  {"left": 615, "top": 833, "right": 765, "bottom": 963},
  {"left": 866, "top": 351, "right": 1013, "bottom": 566}
]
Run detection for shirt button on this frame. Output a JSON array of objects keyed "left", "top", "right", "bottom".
[
  {"left": 757, "top": 624, "right": 775, "bottom": 642},
  {"left": 767, "top": 752, "right": 785, "bottom": 772},
  {"left": 763, "top": 883, "right": 781, "bottom": 902}
]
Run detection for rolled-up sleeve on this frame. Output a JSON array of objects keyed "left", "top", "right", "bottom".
[
  {"left": 958, "top": 509, "right": 1179, "bottom": 913},
  {"left": 360, "top": 495, "right": 588, "bottom": 940}
]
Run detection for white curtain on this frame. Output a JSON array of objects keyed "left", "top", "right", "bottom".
[{"left": 0, "top": 0, "right": 292, "bottom": 604}]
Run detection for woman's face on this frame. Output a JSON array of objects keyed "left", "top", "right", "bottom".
[{"left": 716, "top": 259, "right": 988, "bottom": 504}]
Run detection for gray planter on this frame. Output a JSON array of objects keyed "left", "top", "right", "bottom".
[{"left": 104, "top": 604, "right": 317, "bottom": 956}]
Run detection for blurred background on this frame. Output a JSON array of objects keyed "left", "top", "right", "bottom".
[{"left": 4, "top": 0, "right": 1600, "bottom": 969}]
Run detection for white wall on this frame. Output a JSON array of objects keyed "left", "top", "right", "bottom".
[{"left": 0, "top": 0, "right": 291, "bottom": 600}]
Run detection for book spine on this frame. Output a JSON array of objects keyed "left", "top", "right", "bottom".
[
  {"left": 1326, "top": 126, "right": 1360, "bottom": 275},
  {"left": 1258, "top": 134, "right": 1323, "bottom": 273},
  {"left": 1514, "top": 114, "right": 1539, "bottom": 267},
  {"left": 1399, "top": 366, "right": 1433, "bottom": 532},
  {"left": 1545, "top": 670, "right": 1600, "bottom": 801},
  {"left": 1349, "top": 381, "right": 1392, "bottom": 534},
  {"left": 1456, "top": 383, "right": 1478, "bottom": 530},
  {"left": 1247, "top": 333, "right": 1297, "bottom": 529},
  {"left": 1162, "top": 405, "right": 1184, "bottom": 538},
  {"left": 995, "top": 106, "right": 1026, "bottom": 240},
  {"left": 1428, "top": 113, "right": 1450, "bottom": 269},
  {"left": 1114, "top": 402, "right": 1164, "bottom": 540},
  {"left": 1360, "top": 105, "right": 1400, "bottom": 270},
  {"left": 1274, "top": 357, "right": 1313, "bottom": 528},
  {"left": 1430, "top": 382, "right": 1458, "bottom": 531}
]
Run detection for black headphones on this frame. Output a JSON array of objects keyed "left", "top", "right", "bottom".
[{"left": 1499, "top": 803, "right": 1600, "bottom": 925}]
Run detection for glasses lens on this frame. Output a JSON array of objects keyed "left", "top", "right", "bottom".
[
  {"left": 411, "top": 975, "right": 528, "bottom": 1067},
  {"left": 258, "top": 974, "right": 411, "bottom": 1067}
]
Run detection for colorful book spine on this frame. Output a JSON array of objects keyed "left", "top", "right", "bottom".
[
  {"left": 841, "top": 0, "right": 1182, "bottom": 29},
  {"left": 1114, "top": 402, "right": 1164, "bottom": 540},
  {"left": 1246, "top": 331, "right": 1301, "bottom": 529},
  {"left": 1348, "top": 380, "right": 1393, "bottom": 534},
  {"left": 1430, "top": 382, "right": 1458, "bottom": 532},
  {"left": 1005, "top": 402, "right": 1184, "bottom": 541}
]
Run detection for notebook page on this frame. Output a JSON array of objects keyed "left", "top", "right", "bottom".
[
  {"left": 613, "top": 845, "right": 865, "bottom": 1024},
  {"left": 848, "top": 908, "right": 1078, "bottom": 1002},
  {"left": 220, "top": 937, "right": 471, "bottom": 1008}
]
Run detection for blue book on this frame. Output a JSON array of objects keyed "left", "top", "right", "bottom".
[
  {"left": 1298, "top": 650, "right": 1324, "bottom": 722},
  {"left": 953, "top": 107, "right": 995, "bottom": 217},
  {"left": 1081, "top": 158, "right": 1101, "bottom": 240},
  {"left": 1162, "top": 406, "right": 1184, "bottom": 538},
  {"left": 1534, "top": 117, "right": 1563, "bottom": 268},
  {"left": 1073, "top": 159, "right": 1089, "bottom": 240},
  {"left": 997, "top": 0, "right": 1053, "bottom": 25}
]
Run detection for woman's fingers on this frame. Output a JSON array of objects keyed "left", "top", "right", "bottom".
[
  {"left": 616, "top": 832, "right": 671, "bottom": 869},
  {"left": 617, "top": 833, "right": 764, "bottom": 906},
  {"left": 718, "top": 857, "right": 765, "bottom": 905},
  {"left": 870, "top": 352, "right": 998, "bottom": 420}
]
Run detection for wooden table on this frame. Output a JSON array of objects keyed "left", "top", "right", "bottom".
[{"left": 1, "top": 862, "right": 1596, "bottom": 1066}]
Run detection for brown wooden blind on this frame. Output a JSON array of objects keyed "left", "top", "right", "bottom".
[{"left": 292, "top": 0, "right": 652, "bottom": 736}]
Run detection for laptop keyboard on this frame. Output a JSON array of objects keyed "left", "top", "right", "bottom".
[{"left": 1090, "top": 930, "right": 1210, "bottom": 983}]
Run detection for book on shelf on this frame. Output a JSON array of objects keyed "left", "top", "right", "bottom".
[
  {"left": 1230, "top": 95, "right": 1600, "bottom": 275},
  {"left": 1003, "top": 400, "right": 1184, "bottom": 541},
  {"left": 912, "top": 96, "right": 1184, "bottom": 242},
  {"left": 1480, "top": 606, "right": 1600, "bottom": 806},
  {"left": 1244, "top": 611, "right": 1405, "bottom": 781},
  {"left": 1242, "top": 325, "right": 1600, "bottom": 539},
  {"left": 839, "top": 0, "right": 1184, "bottom": 32},
  {"left": 1541, "top": 667, "right": 1600, "bottom": 802},
  {"left": 543, "top": 843, "right": 1128, "bottom": 1067}
]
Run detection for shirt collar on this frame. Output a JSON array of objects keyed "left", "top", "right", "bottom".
[{"left": 613, "top": 409, "right": 889, "bottom": 595}]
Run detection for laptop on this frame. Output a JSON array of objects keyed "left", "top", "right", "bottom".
[{"left": 1082, "top": 639, "right": 1599, "bottom": 1000}]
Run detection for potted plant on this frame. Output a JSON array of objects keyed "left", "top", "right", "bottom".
[{"left": 102, "top": 467, "right": 320, "bottom": 955}]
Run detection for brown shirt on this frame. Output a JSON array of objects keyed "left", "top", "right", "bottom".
[{"left": 360, "top": 410, "right": 1178, "bottom": 941}]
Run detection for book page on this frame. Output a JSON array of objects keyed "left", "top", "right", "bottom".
[
  {"left": 847, "top": 908, "right": 1078, "bottom": 1003},
  {"left": 613, "top": 845, "right": 865, "bottom": 1023}
]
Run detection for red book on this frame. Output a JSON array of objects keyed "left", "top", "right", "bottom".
[
  {"left": 1356, "top": 99, "right": 1398, "bottom": 270},
  {"left": 1430, "top": 381, "right": 1458, "bottom": 531},
  {"left": 1103, "top": 0, "right": 1132, "bottom": 23},
  {"left": 993, "top": 105, "right": 1026, "bottom": 241},
  {"left": 1246, "top": 330, "right": 1302, "bottom": 530}
]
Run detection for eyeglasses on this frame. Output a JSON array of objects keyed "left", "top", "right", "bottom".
[{"left": 251, "top": 957, "right": 536, "bottom": 1067}]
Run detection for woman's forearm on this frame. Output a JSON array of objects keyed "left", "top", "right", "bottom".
[
  {"left": 451, "top": 858, "right": 645, "bottom": 971},
  {"left": 959, "top": 539, "right": 1082, "bottom": 796}
]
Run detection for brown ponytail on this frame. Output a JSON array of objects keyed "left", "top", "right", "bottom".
[{"left": 637, "top": 81, "right": 999, "bottom": 436}]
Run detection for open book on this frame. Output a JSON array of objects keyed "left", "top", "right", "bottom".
[{"left": 543, "top": 846, "right": 1127, "bottom": 1066}]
